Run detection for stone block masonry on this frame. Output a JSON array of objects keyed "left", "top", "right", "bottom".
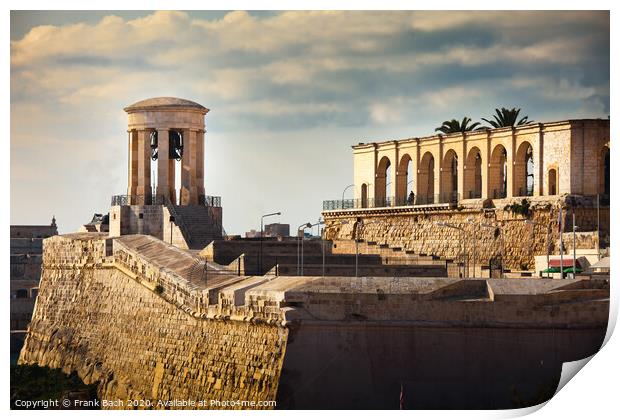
[
  {"left": 20, "top": 234, "right": 287, "bottom": 409},
  {"left": 323, "top": 195, "right": 609, "bottom": 271},
  {"left": 19, "top": 233, "right": 609, "bottom": 409}
]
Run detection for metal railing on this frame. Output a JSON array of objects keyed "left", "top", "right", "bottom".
[
  {"left": 323, "top": 193, "right": 460, "bottom": 211},
  {"left": 111, "top": 194, "right": 222, "bottom": 207},
  {"left": 199, "top": 195, "right": 221, "bottom": 207}
]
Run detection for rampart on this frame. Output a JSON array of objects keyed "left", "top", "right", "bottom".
[
  {"left": 19, "top": 233, "right": 609, "bottom": 409},
  {"left": 323, "top": 195, "right": 609, "bottom": 271}
]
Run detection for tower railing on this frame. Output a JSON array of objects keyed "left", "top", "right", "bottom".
[{"left": 111, "top": 194, "right": 222, "bottom": 207}]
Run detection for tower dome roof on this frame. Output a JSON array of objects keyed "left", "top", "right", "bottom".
[{"left": 124, "top": 97, "right": 208, "bottom": 113}]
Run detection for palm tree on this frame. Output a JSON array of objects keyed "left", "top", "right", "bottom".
[
  {"left": 435, "top": 117, "right": 481, "bottom": 134},
  {"left": 482, "top": 107, "right": 533, "bottom": 128}
]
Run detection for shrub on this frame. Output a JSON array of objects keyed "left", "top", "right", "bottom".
[
  {"left": 154, "top": 285, "right": 164, "bottom": 294},
  {"left": 504, "top": 198, "right": 531, "bottom": 217}
]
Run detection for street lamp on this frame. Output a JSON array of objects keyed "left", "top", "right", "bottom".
[
  {"left": 169, "top": 215, "right": 175, "bottom": 245},
  {"left": 341, "top": 218, "right": 379, "bottom": 277},
  {"left": 525, "top": 219, "right": 552, "bottom": 278},
  {"left": 481, "top": 222, "right": 504, "bottom": 278},
  {"left": 435, "top": 221, "right": 466, "bottom": 278},
  {"left": 309, "top": 219, "right": 326, "bottom": 276},
  {"left": 260, "top": 212, "right": 281, "bottom": 274},
  {"left": 297, "top": 222, "right": 312, "bottom": 276},
  {"left": 466, "top": 217, "right": 476, "bottom": 278},
  {"left": 342, "top": 184, "right": 354, "bottom": 209}
]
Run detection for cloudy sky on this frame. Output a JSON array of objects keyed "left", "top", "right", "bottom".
[{"left": 10, "top": 10, "right": 610, "bottom": 235}]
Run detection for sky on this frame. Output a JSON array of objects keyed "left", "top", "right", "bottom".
[{"left": 10, "top": 10, "right": 610, "bottom": 235}]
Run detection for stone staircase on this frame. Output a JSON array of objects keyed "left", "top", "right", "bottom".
[
  {"left": 170, "top": 205, "right": 223, "bottom": 250},
  {"left": 332, "top": 238, "right": 466, "bottom": 277}
]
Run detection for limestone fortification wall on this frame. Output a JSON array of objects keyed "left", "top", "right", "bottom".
[
  {"left": 19, "top": 233, "right": 609, "bottom": 409},
  {"left": 19, "top": 234, "right": 287, "bottom": 409},
  {"left": 324, "top": 196, "right": 609, "bottom": 270}
]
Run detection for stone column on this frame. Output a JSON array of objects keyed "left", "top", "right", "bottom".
[
  {"left": 156, "top": 129, "right": 170, "bottom": 202},
  {"left": 127, "top": 130, "right": 138, "bottom": 197},
  {"left": 195, "top": 129, "right": 205, "bottom": 200},
  {"left": 481, "top": 131, "right": 490, "bottom": 199},
  {"left": 136, "top": 129, "right": 152, "bottom": 204},
  {"left": 506, "top": 130, "right": 515, "bottom": 198},
  {"left": 457, "top": 135, "right": 465, "bottom": 201},
  {"left": 168, "top": 156, "right": 176, "bottom": 204},
  {"left": 434, "top": 142, "right": 442, "bottom": 203},
  {"left": 534, "top": 125, "right": 544, "bottom": 196},
  {"left": 180, "top": 129, "right": 198, "bottom": 205},
  {"left": 389, "top": 144, "right": 398, "bottom": 206}
]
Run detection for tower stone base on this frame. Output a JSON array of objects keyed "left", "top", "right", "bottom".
[{"left": 109, "top": 204, "right": 222, "bottom": 250}]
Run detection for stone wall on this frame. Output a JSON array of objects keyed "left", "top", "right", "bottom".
[
  {"left": 19, "top": 233, "right": 609, "bottom": 409},
  {"left": 19, "top": 235, "right": 287, "bottom": 409},
  {"left": 323, "top": 195, "right": 609, "bottom": 270}
]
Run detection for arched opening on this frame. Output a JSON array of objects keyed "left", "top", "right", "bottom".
[
  {"left": 489, "top": 145, "right": 507, "bottom": 199},
  {"left": 418, "top": 152, "right": 435, "bottom": 205},
  {"left": 599, "top": 147, "right": 610, "bottom": 196},
  {"left": 361, "top": 183, "right": 368, "bottom": 208},
  {"left": 548, "top": 168, "right": 558, "bottom": 195},
  {"left": 464, "top": 147, "right": 482, "bottom": 199},
  {"left": 170, "top": 130, "right": 183, "bottom": 205},
  {"left": 514, "top": 142, "right": 534, "bottom": 196},
  {"left": 375, "top": 156, "right": 391, "bottom": 207},
  {"left": 396, "top": 154, "right": 413, "bottom": 206},
  {"left": 441, "top": 149, "right": 458, "bottom": 203}
]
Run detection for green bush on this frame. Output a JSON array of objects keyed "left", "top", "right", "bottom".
[
  {"left": 504, "top": 198, "right": 531, "bottom": 217},
  {"left": 154, "top": 285, "right": 164, "bottom": 294}
]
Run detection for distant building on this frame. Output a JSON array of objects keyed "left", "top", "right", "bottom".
[
  {"left": 245, "top": 224, "right": 290, "bottom": 239},
  {"left": 11, "top": 217, "right": 58, "bottom": 358},
  {"left": 79, "top": 213, "right": 110, "bottom": 233},
  {"left": 264, "top": 223, "right": 290, "bottom": 238},
  {"left": 245, "top": 229, "right": 260, "bottom": 238}
]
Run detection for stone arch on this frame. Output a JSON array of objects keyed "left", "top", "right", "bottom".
[
  {"left": 375, "top": 156, "right": 391, "bottom": 206},
  {"left": 441, "top": 149, "right": 459, "bottom": 203},
  {"left": 599, "top": 146, "right": 610, "bottom": 196},
  {"left": 464, "top": 147, "right": 483, "bottom": 199},
  {"left": 514, "top": 141, "right": 534, "bottom": 197},
  {"left": 548, "top": 167, "right": 558, "bottom": 195},
  {"left": 396, "top": 154, "right": 413, "bottom": 205},
  {"left": 489, "top": 144, "right": 508, "bottom": 199},
  {"left": 418, "top": 151, "right": 435, "bottom": 204},
  {"left": 361, "top": 183, "right": 368, "bottom": 208}
]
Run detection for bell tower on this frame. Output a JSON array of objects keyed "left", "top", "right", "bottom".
[
  {"left": 110, "top": 97, "right": 222, "bottom": 249},
  {"left": 124, "top": 97, "right": 209, "bottom": 205}
]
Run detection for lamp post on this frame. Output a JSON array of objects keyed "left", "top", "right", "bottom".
[
  {"left": 385, "top": 181, "right": 392, "bottom": 207},
  {"left": 308, "top": 219, "right": 325, "bottom": 276},
  {"left": 342, "top": 184, "right": 354, "bottom": 209},
  {"left": 481, "top": 222, "right": 504, "bottom": 278},
  {"left": 340, "top": 218, "right": 377, "bottom": 277},
  {"left": 525, "top": 219, "right": 551, "bottom": 277},
  {"left": 169, "top": 215, "right": 175, "bottom": 245},
  {"left": 297, "top": 222, "right": 312, "bottom": 276},
  {"left": 260, "top": 212, "right": 281, "bottom": 274},
  {"left": 572, "top": 210, "right": 578, "bottom": 279},
  {"left": 435, "top": 221, "right": 466, "bottom": 278},
  {"left": 466, "top": 217, "right": 476, "bottom": 278}
]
